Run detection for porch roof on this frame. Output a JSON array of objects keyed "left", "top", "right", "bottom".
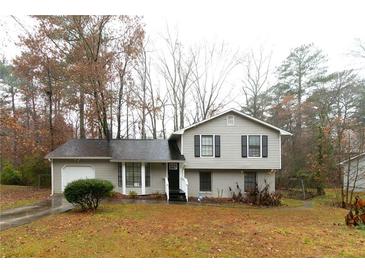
[{"left": 45, "top": 139, "right": 185, "bottom": 162}]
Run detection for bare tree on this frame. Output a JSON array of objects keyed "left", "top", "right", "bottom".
[
  {"left": 352, "top": 39, "right": 365, "bottom": 59},
  {"left": 191, "top": 42, "right": 239, "bottom": 121},
  {"left": 240, "top": 47, "right": 272, "bottom": 119},
  {"left": 159, "top": 27, "right": 194, "bottom": 131}
]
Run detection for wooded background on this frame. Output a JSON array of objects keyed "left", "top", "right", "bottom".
[{"left": 0, "top": 16, "right": 364, "bottom": 201}]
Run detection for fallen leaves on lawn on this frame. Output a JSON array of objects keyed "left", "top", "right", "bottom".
[{"left": 0, "top": 203, "right": 364, "bottom": 258}]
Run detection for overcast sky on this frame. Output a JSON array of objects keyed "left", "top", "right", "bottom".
[
  {"left": 1, "top": 0, "right": 364, "bottom": 97},
  {"left": 1, "top": 0, "right": 365, "bottom": 70},
  {"left": 0, "top": 0, "right": 365, "bottom": 69}
]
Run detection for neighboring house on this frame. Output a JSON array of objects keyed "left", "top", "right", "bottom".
[
  {"left": 340, "top": 153, "right": 365, "bottom": 192},
  {"left": 46, "top": 109, "right": 292, "bottom": 201}
]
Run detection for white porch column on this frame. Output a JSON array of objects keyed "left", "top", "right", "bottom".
[
  {"left": 179, "top": 164, "right": 183, "bottom": 189},
  {"left": 141, "top": 162, "right": 146, "bottom": 195},
  {"left": 122, "top": 162, "right": 126, "bottom": 195},
  {"left": 50, "top": 159, "right": 54, "bottom": 196}
]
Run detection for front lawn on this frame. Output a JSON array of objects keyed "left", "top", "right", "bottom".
[
  {"left": 0, "top": 185, "right": 51, "bottom": 211},
  {"left": 1, "top": 199, "right": 364, "bottom": 257}
]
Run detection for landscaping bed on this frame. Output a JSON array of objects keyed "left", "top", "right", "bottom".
[{"left": 108, "top": 192, "right": 166, "bottom": 201}]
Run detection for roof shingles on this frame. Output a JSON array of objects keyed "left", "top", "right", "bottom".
[{"left": 45, "top": 139, "right": 184, "bottom": 162}]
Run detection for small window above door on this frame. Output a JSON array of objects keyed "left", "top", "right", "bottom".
[
  {"left": 227, "top": 115, "right": 235, "bottom": 126},
  {"left": 168, "top": 163, "right": 178, "bottom": 170}
]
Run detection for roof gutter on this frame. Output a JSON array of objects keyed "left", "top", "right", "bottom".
[{"left": 45, "top": 157, "right": 113, "bottom": 160}]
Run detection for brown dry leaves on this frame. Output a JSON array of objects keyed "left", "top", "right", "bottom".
[
  {"left": 0, "top": 185, "right": 50, "bottom": 211},
  {"left": 0, "top": 202, "right": 365, "bottom": 258}
]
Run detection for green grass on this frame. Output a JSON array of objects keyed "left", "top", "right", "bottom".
[
  {"left": 281, "top": 198, "right": 304, "bottom": 207},
  {"left": 1, "top": 200, "right": 364, "bottom": 258},
  {"left": 312, "top": 188, "right": 365, "bottom": 207}
]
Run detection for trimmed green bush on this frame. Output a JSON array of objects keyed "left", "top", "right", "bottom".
[
  {"left": 0, "top": 163, "right": 22, "bottom": 185},
  {"left": 64, "top": 179, "right": 113, "bottom": 210}
]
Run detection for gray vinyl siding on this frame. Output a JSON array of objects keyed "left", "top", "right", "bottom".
[
  {"left": 182, "top": 112, "right": 281, "bottom": 169},
  {"left": 185, "top": 169, "right": 275, "bottom": 198},
  {"left": 52, "top": 159, "right": 118, "bottom": 194},
  {"left": 343, "top": 157, "right": 365, "bottom": 192},
  {"left": 52, "top": 160, "right": 167, "bottom": 194}
]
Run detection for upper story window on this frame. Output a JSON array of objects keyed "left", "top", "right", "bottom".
[
  {"left": 248, "top": 135, "right": 261, "bottom": 157},
  {"left": 201, "top": 135, "right": 213, "bottom": 156},
  {"left": 227, "top": 115, "right": 235, "bottom": 126}
]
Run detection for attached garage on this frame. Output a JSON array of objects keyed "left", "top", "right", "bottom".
[{"left": 61, "top": 165, "right": 95, "bottom": 191}]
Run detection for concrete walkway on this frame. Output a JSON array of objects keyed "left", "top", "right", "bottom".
[{"left": 0, "top": 195, "right": 73, "bottom": 231}]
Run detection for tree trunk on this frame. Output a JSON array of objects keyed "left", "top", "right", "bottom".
[
  {"left": 180, "top": 90, "right": 185, "bottom": 129},
  {"left": 46, "top": 65, "right": 54, "bottom": 150},
  {"left": 10, "top": 85, "right": 17, "bottom": 164},
  {"left": 161, "top": 103, "right": 166, "bottom": 139},
  {"left": 126, "top": 96, "right": 129, "bottom": 139},
  {"left": 141, "top": 88, "right": 146, "bottom": 139},
  {"left": 117, "top": 65, "right": 127, "bottom": 139},
  {"left": 116, "top": 78, "right": 124, "bottom": 139},
  {"left": 79, "top": 89, "right": 86, "bottom": 139}
]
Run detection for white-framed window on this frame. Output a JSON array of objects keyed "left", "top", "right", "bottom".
[
  {"left": 199, "top": 171, "right": 212, "bottom": 192},
  {"left": 227, "top": 115, "right": 235, "bottom": 126},
  {"left": 126, "top": 163, "right": 141, "bottom": 187},
  {"left": 168, "top": 162, "right": 178, "bottom": 170},
  {"left": 244, "top": 172, "right": 257, "bottom": 192},
  {"left": 248, "top": 135, "right": 261, "bottom": 157},
  {"left": 145, "top": 163, "right": 151, "bottom": 187},
  {"left": 201, "top": 135, "right": 214, "bottom": 157}
]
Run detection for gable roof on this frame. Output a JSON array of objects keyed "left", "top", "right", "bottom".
[
  {"left": 45, "top": 139, "right": 185, "bottom": 162},
  {"left": 169, "top": 109, "right": 292, "bottom": 137},
  {"left": 110, "top": 139, "right": 184, "bottom": 161},
  {"left": 45, "top": 139, "right": 111, "bottom": 159}
]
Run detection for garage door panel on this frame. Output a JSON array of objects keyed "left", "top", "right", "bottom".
[{"left": 62, "top": 166, "right": 95, "bottom": 191}]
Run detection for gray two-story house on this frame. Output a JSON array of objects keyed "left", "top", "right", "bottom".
[{"left": 46, "top": 109, "right": 291, "bottom": 201}]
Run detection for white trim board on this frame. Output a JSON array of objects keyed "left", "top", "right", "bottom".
[
  {"left": 170, "top": 108, "right": 292, "bottom": 137},
  {"left": 47, "top": 157, "right": 112, "bottom": 160}
]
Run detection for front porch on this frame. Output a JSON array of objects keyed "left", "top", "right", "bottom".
[{"left": 112, "top": 161, "right": 189, "bottom": 202}]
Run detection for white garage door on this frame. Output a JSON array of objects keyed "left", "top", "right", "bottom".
[{"left": 61, "top": 166, "right": 95, "bottom": 191}]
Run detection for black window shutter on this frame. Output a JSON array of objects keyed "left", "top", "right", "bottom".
[
  {"left": 262, "top": 135, "right": 268, "bottom": 157},
  {"left": 194, "top": 135, "right": 200, "bottom": 157},
  {"left": 215, "top": 135, "right": 221, "bottom": 157},
  {"left": 241, "top": 135, "right": 247, "bottom": 158}
]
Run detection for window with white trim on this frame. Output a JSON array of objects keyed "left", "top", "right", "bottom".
[
  {"left": 145, "top": 163, "right": 151, "bottom": 187},
  {"left": 118, "top": 163, "right": 123, "bottom": 187},
  {"left": 126, "top": 163, "right": 141, "bottom": 187},
  {"left": 200, "top": 172, "right": 212, "bottom": 191},
  {"left": 248, "top": 135, "right": 261, "bottom": 157},
  {"left": 244, "top": 172, "right": 257, "bottom": 192},
  {"left": 227, "top": 115, "right": 235, "bottom": 126},
  {"left": 201, "top": 135, "right": 214, "bottom": 156}
]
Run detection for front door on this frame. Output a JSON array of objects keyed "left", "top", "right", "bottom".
[{"left": 168, "top": 163, "right": 179, "bottom": 191}]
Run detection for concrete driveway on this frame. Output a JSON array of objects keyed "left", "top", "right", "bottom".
[{"left": 0, "top": 195, "right": 73, "bottom": 231}]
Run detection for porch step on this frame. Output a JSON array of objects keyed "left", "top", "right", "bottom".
[{"left": 169, "top": 189, "right": 187, "bottom": 202}]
